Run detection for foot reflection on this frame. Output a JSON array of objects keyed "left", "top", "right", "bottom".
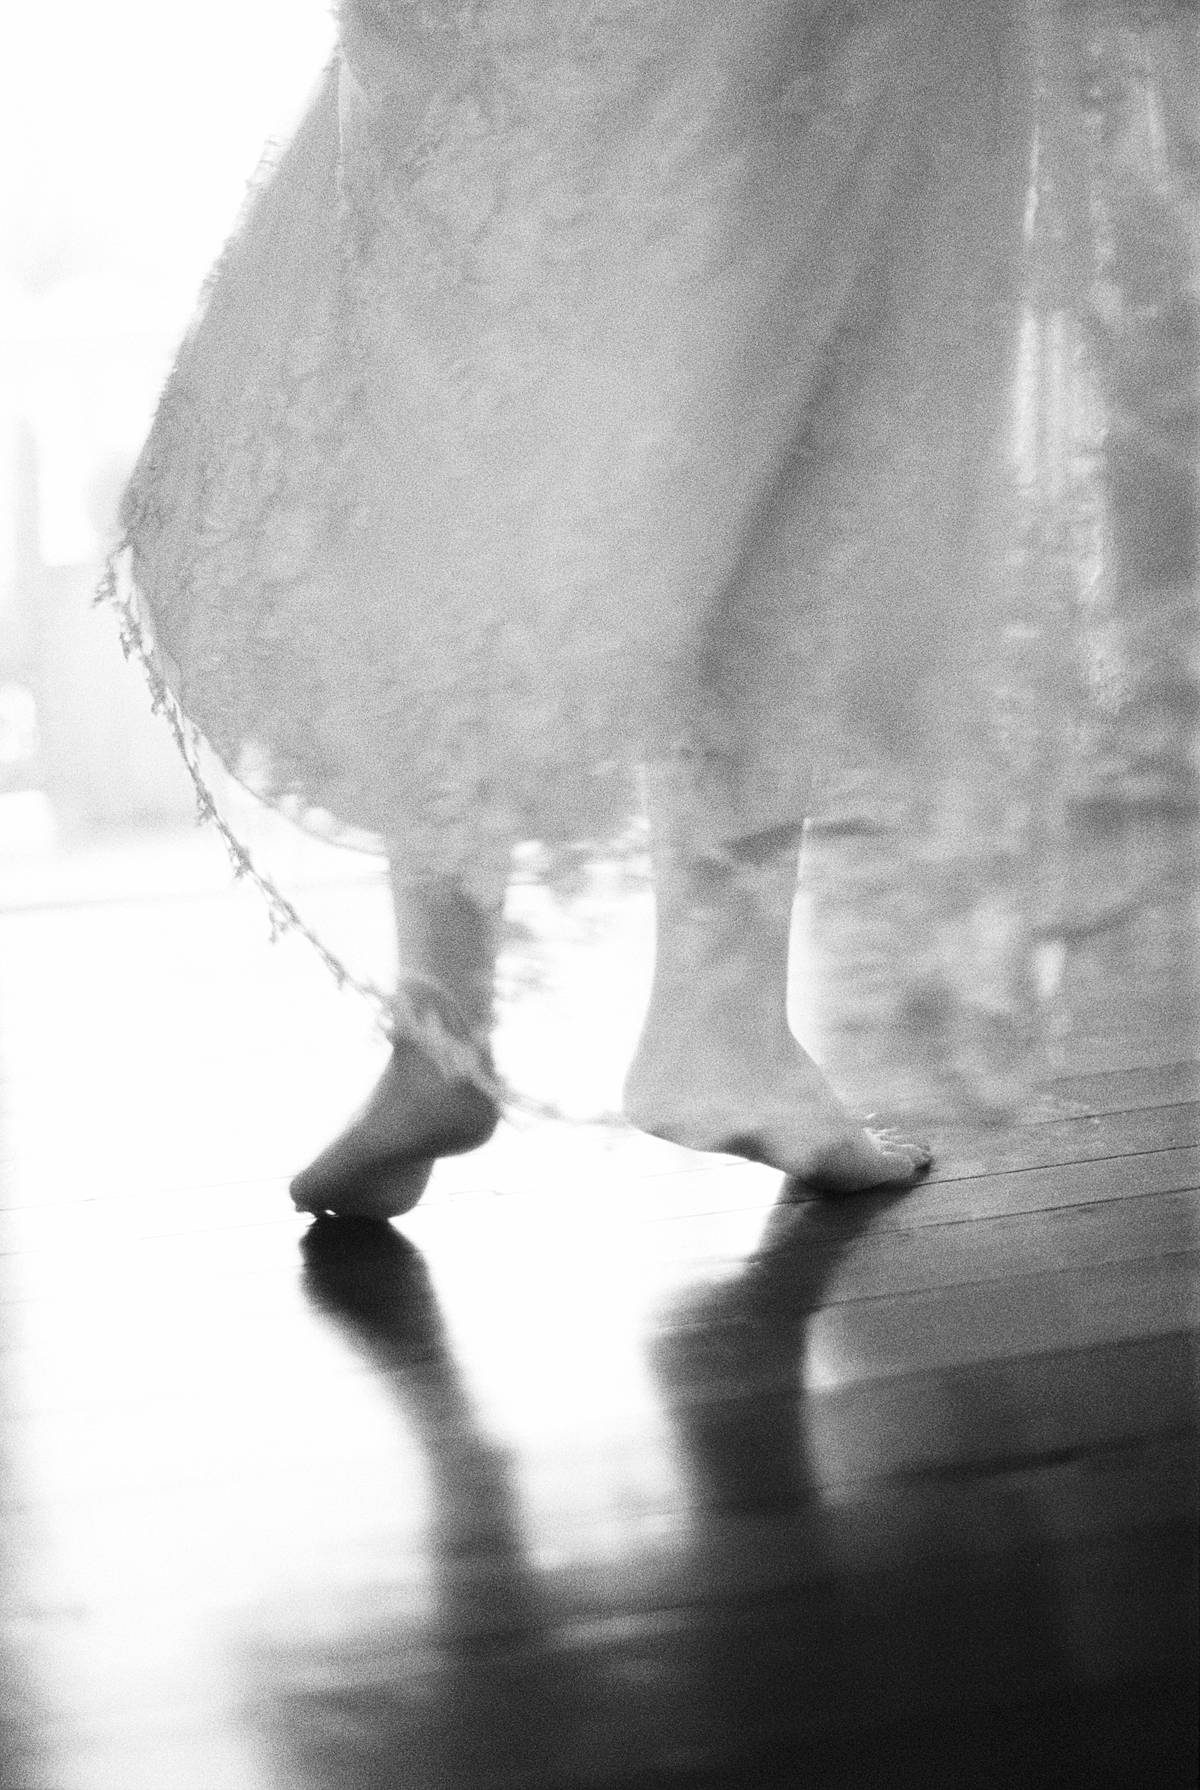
[
  {"left": 252, "top": 1183, "right": 1091, "bottom": 1788},
  {"left": 650, "top": 1187, "right": 897, "bottom": 1556},
  {"left": 299, "top": 1216, "right": 540, "bottom": 1649},
  {"left": 650, "top": 1186, "right": 1085, "bottom": 1782}
]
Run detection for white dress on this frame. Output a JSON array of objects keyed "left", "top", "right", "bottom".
[{"left": 109, "top": 0, "right": 1198, "bottom": 1110}]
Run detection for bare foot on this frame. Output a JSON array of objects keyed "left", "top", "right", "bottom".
[
  {"left": 623, "top": 1028, "right": 931, "bottom": 1194},
  {"left": 290, "top": 1036, "right": 500, "bottom": 1220}
]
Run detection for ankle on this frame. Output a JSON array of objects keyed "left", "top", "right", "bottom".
[{"left": 390, "top": 975, "right": 496, "bottom": 1091}]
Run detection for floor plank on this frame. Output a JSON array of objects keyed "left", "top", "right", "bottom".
[{"left": 1047, "top": 1060, "right": 1200, "bottom": 1117}]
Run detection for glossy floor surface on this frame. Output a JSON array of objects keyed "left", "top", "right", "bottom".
[{"left": 1, "top": 832, "right": 1197, "bottom": 1789}]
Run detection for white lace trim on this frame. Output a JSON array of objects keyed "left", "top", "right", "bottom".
[{"left": 95, "top": 542, "right": 508, "bottom": 1103}]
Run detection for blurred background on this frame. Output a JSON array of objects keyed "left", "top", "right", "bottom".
[{"left": 0, "top": 0, "right": 335, "bottom": 878}]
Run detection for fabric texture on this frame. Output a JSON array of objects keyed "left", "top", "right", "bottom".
[{"left": 109, "top": 0, "right": 1198, "bottom": 1112}]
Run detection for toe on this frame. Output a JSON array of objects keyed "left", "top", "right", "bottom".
[
  {"left": 290, "top": 1157, "right": 434, "bottom": 1220},
  {"left": 868, "top": 1127, "right": 933, "bottom": 1171}
]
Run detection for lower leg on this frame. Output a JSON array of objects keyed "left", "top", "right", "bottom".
[
  {"left": 627, "top": 817, "right": 801, "bottom": 1089},
  {"left": 389, "top": 870, "right": 501, "bottom": 1047},
  {"left": 624, "top": 755, "right": 931, "bottom": 1191},
  {"left": 291, "top": 871, "right": 504, "bottom": 1219}
]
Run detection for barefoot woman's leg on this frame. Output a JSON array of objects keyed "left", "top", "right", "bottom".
[
  {"left": 290, "top": 868, "right": 504, "bottom": 1218},
  {"left": 624, "top": 754, "right": 931, "bottom": 1192}
]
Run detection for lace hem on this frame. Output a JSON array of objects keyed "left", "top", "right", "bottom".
[{"left": 95, "top": 542, "right": 512, "bottom": 1104}]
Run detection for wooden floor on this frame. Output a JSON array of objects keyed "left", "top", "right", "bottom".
[{"left": 0, "top": 830, "right": 1196, "bottom": 1790}]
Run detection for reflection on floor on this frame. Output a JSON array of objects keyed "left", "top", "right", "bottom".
[{"left": 0, "top": 834, "right": 1196, "bottom": 1789}]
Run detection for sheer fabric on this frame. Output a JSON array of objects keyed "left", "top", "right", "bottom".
[{"left": 107, "top": 0, "right": 1198, "bottom": 1113}]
